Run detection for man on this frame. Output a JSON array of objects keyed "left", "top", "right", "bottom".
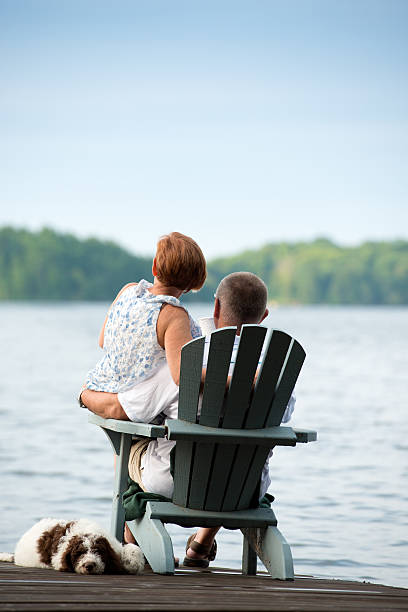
[{"left": 81, "top": 272, "right": 295, "bottom": 566}]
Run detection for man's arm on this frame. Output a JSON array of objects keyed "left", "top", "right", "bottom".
[{"left": 81, "top": 389, "right": 129, "bottom": 420}]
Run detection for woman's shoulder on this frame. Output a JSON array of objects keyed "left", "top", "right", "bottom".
[
  {"left": 115, "top": 279, "right": 155, "bottom": 301},
  {"left": 159, "top": 301, "right": 190, "bottom": 322},
  {"left": 113, "top": 282, "right": 139, "bottom": 302},
  {"left": 158, "top": 303, "right": 201, "bottom": 338}
]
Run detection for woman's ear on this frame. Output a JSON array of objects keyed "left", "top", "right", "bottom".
[
  {"left": 152, "top": 257, "right": 157, "bottom": 277},
  {"left": 259, "top": 308, "right": 269, "bottom": 323}
]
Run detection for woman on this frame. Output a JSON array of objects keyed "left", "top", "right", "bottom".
[{"left": 81, "top": 231, "right": 206, "bottom": 401}]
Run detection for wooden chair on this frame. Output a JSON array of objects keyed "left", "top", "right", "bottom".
[{"left": 89, "top": 325, "right": 317, "bottom": 577}]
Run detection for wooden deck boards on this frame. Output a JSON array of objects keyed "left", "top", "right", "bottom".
[{"left": 1, "top": 561, "right": 407, "bottom": 611}]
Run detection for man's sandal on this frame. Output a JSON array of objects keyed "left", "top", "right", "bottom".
[{"left": 183, "top": 533, "right": 217, "bottom": 568}]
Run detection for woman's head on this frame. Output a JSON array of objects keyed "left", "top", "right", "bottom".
[{"left": 154, "top": 232, "right": 206, "bottom": 292}]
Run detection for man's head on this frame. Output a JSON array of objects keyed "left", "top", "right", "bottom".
[{"left": 213, "top": 272, "right": 269, "bottom": 331}]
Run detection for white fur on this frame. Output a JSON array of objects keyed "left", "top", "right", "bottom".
[
  {"left": 121, "top": 543, "right": 147, "bottom": 575},
  {"left": 0, "top": 518, "right": 144, "bottom": 575},
  {"left": 14, "top": 518, "right": 58, "bottom": 569}
]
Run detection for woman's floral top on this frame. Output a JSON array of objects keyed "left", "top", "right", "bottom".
[{"left": 85, "top": 279, "right": 201, "bottom": 393}]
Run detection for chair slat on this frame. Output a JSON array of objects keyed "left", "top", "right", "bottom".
[
  {"left": 221, "top": 445, "right": 255, "bottom": 511},
  {"left": 187, "top": 442, "right": 215, "bottom": 509},
  {"left": 265, "top": 340, "right": 306, "bottom": 427},
  {"left": 199, "top": 328, "right": 236, "bottom": 427},
  {"left": 245, "top": 330, "right": 292, "bottom": 429},
  {"left": 204, "top": 444, "right": 237, "bottom": 511},
  {"left": 178, "top": 336, "right": 205, "bottom": 422},
  {"left": 236, "top": 446, "right": 270, "bottom": 510},
  {"left": 222, "top": 325, "right": 267, "bottom": 429},
  {"left": 173, "top": 338, "right": 205, "bottom": 505},
  {"left": 172, "top": 441, "right": 194, "bottom": 506}
]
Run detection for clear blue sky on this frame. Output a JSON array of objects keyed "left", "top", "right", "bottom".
[{"left": 1, "top": 0, "right": 407, "bottom": 258}]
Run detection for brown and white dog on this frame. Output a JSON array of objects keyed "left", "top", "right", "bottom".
[{"left": 0, "top": 518, "right": 144, "bottom": 575}]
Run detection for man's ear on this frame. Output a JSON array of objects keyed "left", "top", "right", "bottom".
[
  {"left": 152, "top": 257, "right": 157, "bottom": 277},
  {"left": 213, "top": 297, "right": 221, "bottom": 321},
  {"left": 259, "top": 308, "right": 269, "bottom": 323}
]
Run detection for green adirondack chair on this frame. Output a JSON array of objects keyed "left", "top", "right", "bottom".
[{"left": 89, "top": 325, "right": 317, "bottom": 578}]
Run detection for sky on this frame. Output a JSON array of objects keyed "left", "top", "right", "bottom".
[{"left": 1, "top": 0, "right": 407, "bottom": 258}]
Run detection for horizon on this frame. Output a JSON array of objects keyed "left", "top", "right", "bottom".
[{"left": 1, "top": 0, "right": 407, "bottom": 258}]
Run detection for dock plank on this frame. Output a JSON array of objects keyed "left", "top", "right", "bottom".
[{"left": 0, "top": 562, "right": 406, "bottom": 611}]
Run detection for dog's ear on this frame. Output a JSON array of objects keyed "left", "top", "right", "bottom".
[
  {"left": 61, "top": 536, "right": 86, "bottom": 572},
  {"left": 92, "top": 537, "right": 123, "bottom": 574}
]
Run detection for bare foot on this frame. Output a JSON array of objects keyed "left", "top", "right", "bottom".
[{"left": 124, "top": 524, "right": 136, "bottom": 544}]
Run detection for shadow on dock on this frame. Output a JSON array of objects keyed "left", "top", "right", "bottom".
[{"left": 1, "top": 561, "right": 407, "bottom": 611}]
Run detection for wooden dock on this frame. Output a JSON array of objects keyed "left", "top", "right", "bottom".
[{"left": 1, "top": 561, "right": 407, "bottom": 611}]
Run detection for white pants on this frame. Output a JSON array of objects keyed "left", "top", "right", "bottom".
[{"left": 118, "top": 363, "right": 178, "bottom": 498}]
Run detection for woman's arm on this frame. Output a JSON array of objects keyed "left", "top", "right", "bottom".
[
  {"left": 81, "top": 389, "right": 129, "bottom": 420},
  {"left": 156, "top": 304, "right": 193, "bottom": 385},
  {"left": 98, "top": 282, "right": 138, "bottom": 348}
]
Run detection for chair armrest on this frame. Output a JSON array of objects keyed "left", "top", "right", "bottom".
[
  {"left": 292, "top": 428, "right": 318, "bottom": 443},
  {"left": 166, "top": 419, "right": 297, "bottom": 447},
  {"left": 88, "top": 413, "right": 167, "bottom": 438}
]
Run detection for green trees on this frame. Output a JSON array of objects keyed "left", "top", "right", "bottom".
[
  {"left": 0, "top": 227, "right": 406, "bottom": 304},
  {"left": 217, "top": 239, "right": 407, "bottom": 304},
  {"left": 201, "top": 238, "right": 408, "bottom": 304},
  {"left": 0, "top": 227, "right": 152, "bottom": 300}
]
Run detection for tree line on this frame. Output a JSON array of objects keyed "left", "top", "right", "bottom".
[{"left": 0, "top": 227, "right": 406, "bottom": 304}]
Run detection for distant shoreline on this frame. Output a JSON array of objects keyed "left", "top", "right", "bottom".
[{"left": 1, "top": 227, "right": 407, "bottom": 305}]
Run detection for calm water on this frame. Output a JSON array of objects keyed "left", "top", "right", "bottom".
[{"left": 0, "top": 302, "right": 407, "bottom": 589}]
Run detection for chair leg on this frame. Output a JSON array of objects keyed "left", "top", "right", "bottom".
[
  {"left": 127, "top": 515, "right": 175, "bottom": 575},
  {"left": 241, "top": 526, "right": 294, "bottom": 580},
  {"left": 105, "top": 431, "right": 132, "bottom": 542},
  {"left": 242, "top": 534, "right": 257, "bottom": 575}
]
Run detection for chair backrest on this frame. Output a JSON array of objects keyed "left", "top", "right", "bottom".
[{"left": 172, "top": 325, "right": 306, "bottom": 512}]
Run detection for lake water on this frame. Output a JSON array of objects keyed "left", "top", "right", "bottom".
[{"left": 0, "top": 303, "right": 407, "bottom": 589}]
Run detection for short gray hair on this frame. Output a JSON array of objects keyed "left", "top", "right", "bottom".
[{"left": 215, "top": 272, "right": 268, "bottom": 326}]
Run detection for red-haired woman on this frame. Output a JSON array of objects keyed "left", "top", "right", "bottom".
[{"left": 82, "top": 231, "right": 206, "bottom": 399}]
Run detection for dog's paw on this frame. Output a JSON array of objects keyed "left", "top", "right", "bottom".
[{"left": 121, "top": 543, "right": 144, "bottom": 575}]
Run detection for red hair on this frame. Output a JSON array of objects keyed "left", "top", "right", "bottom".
[{"left": 155, "top": 232, "right": 206, "bottom": 292}]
